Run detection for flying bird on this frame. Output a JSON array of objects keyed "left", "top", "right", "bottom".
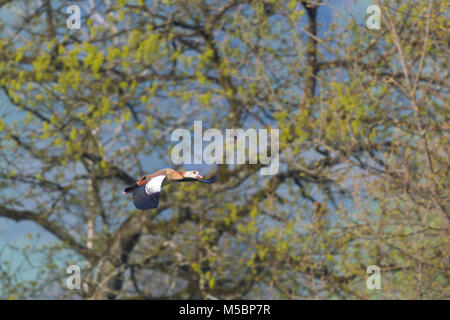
[{"left": 122, "top": 168, "right": 217, "bottom": 210}]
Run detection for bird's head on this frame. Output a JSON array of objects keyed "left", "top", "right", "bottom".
[{"left": 183, "top": 170, "right": 203, "bottom": 180}]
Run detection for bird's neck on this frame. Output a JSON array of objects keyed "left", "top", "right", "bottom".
[{"left": 166, "top": 169, "right": 184, "bottom": 181}]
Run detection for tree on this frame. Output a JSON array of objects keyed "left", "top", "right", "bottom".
[{"left": 0, "top": 0, "right": 448, "bottom": 299}]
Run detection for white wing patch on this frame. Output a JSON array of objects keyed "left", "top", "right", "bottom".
[{"left": 145, "top": 175, "right": 166, "bottom": 194}]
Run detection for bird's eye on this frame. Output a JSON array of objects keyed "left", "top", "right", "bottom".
[
  {"left": 193, "top": 171, "right": 197, "bottom": 174},
  {"left": 141, "top": 177, "right": 146, "bottom": 181}
]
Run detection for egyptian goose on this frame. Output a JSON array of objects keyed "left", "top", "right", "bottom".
[{"left": 122, "top": 168, "right": 217, "bottom": 210}]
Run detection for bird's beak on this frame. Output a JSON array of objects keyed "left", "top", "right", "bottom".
[{"left": 196, "top": 174, "right": 203, "bottom": 179}]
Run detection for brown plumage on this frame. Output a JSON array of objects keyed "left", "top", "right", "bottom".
[{"left": 137, "top": 168, "right": 185, "bottom": 186}]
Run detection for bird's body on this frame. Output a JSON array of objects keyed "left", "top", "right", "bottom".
[{"left": 122, "top": 168, "right": 216, "bottom": 210}]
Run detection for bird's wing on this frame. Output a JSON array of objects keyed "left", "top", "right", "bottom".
[
  {"left": 177, "top": 176, "right": 218, "bottom": 184},
  {"left": 132, "top": 187, "right": 160, "bottom": 210},
  {"left": 145, "top": 175, "right": 166, "bottom": 193},
  {"left": 198, "top": 176, "right": 217, "bottom": 184},
  {"left": 132, "top": 175, "right": 166, "bottom": 210}
]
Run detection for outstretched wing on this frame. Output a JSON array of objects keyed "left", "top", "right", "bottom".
[
  {"left": 198, "top": 176, "right": 217, "bottom": 184},
  {"left": 132, "top": 187, "right": 161, "bottom": 210},
  {"left": 132, "top": 175, "right": 166, "bottom": 210},
  {"left": 177, "top": 176, "right": 218, "bottom": 184}
]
